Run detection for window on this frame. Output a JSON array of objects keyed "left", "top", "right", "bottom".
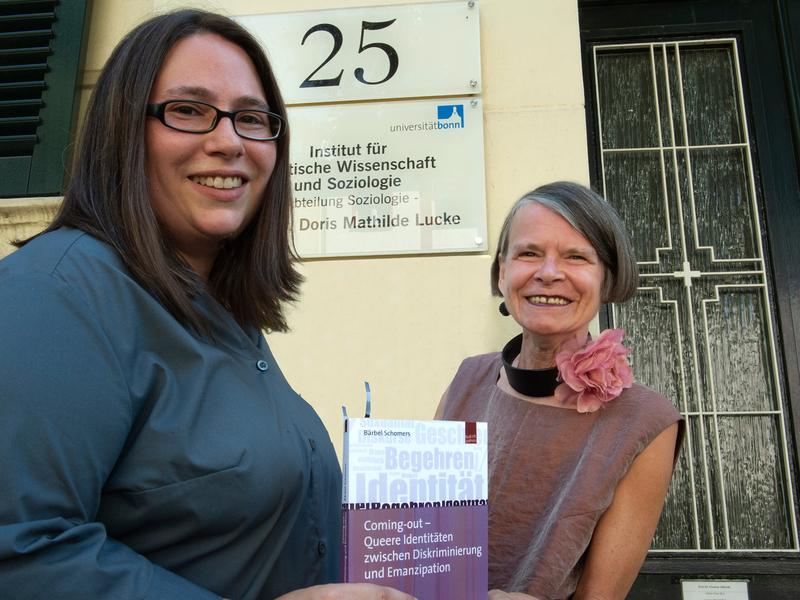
[{"left": 0, "top": 0, "right": 90, "bottom": 198}]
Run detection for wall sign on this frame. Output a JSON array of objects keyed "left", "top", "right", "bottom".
[
  {"left": 682, "top": 580, "right": 749, "bottom": 600},
  {"left": 237, "top": 2, "right": 486, "bottom": 258},
  {"left": 236, "top": 1, "right": 481, "bottom": 104},
  {"left": 288, "top": 97, "right": 486, "bottom": 257}
]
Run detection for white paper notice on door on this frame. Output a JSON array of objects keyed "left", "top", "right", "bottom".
[{"left": 682, "top": 580, "right": 749, "bottom": 600}]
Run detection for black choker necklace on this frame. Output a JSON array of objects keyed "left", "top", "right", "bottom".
[{"left": 501, "top": 334, "right": 560, "bottom": 397}]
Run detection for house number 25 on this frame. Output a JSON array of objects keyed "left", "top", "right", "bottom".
[{"left": 299, "top": 19, "right": 399, "bottom": 88}]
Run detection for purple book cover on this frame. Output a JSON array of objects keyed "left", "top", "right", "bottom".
[{"left": 342, "top": 418, "right": 488, "bottom": 599}]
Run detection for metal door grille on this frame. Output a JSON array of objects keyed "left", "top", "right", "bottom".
[{"left": 592, "top": 39, "right": 798, "bottom": 551}]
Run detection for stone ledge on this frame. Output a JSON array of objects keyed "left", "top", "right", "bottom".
[
  {"left": 0, "top": 195, "right": 62, "bottom": 212},
  {"left": 1, "top": 197, "right": 62, "bottom": 258}
]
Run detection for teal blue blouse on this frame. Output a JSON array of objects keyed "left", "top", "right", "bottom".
[{"left": 0, "top": 228, "right": 341, "bottom": 599}]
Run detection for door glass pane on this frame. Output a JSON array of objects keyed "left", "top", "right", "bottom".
[
  {"left": 663, "top": 45, "right": 686, "bottom": 147},
  {"left": 653, "top": 429, "right": 697, "bottom": 548},
  {"left": 604, "top": 151, "right": 669, "bottom": 262},
  {"left": 716, "top": 415, "right": 792, "bottom": 548},
  {"left": 653, "top": 47, "right": 675, "bottom": 147},
  {"left": 690, "top": 147, "right": 758, "bottom": 259},
  {"left": 617, "top": 288, "right": 680, "bottom": 403},
  {"left": 680, "top": 46, "right": 745, "bottom": 145},
  {"left": 596, "top": 49, "right": 659, "bottom": 149},
  {"left": 704, "top": 288, "right": 778, "bottom": 412}
]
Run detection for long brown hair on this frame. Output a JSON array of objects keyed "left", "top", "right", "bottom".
[{"left": 25, "top": 9, "right": 301, "bottom": 333}]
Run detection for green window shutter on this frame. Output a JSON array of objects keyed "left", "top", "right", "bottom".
[{"left": 0, "top": 0, "right": 89, "bottom": 198}]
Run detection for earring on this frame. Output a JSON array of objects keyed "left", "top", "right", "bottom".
[{"left": 499, "top": 301, "right": 510, "bottom": 316}]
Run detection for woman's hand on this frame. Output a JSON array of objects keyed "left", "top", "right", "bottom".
[
  {"left": 274, "top": 583, "right": 417, "bottom": 600},
  {"left": 488, "top": 590, "right": 541, "bottom": 600}
]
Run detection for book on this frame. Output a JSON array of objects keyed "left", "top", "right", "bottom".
[{"left": 342, "top": 417, "right": 488, "bottom": 599}]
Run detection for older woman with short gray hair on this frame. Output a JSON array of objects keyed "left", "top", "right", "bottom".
[{"left": 437, "top": 181, "right": 683, "bottom": 600}]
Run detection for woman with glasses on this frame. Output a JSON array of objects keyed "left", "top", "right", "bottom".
[{"left": 0, "top": 10, "right": 410, "bottom": 600}]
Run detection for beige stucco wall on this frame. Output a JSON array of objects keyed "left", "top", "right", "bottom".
[{"left": 1, "top": 0, "right": 589, "bottom": 455}]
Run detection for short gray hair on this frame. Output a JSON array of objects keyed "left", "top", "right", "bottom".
[{"left": 491, "top": 181, "right": 638, "bottom": 303}]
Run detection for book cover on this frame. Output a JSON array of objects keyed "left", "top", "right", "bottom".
[{"left": 342, "top": 417, "right": 488, "bottom": 599}]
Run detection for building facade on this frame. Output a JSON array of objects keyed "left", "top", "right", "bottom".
[{"left": 2, "top": 0, "right": 799, "bottom": 596}]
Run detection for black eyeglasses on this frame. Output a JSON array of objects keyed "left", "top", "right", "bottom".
[{"left": 145, "top": 99, "right": 285, "bottom": 141}]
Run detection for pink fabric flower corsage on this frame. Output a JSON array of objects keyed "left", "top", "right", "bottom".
[{"left": 554, "top": 329, "right": 634, "bottom": 413}]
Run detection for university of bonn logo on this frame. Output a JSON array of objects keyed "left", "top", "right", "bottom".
[{"left": 436, "top": 104, "right": 464, "bottom": 129}]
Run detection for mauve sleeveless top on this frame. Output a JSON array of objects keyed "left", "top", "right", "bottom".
[{"left": 437, "top": 352, "right": 682, "bottom": 600}]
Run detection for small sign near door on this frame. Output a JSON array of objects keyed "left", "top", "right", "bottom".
[{"left": 682, "top": 580, "right": 749, "bottom": 600}]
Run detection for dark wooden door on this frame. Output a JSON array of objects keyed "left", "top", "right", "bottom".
[{"left": 580, "top": 1, "right": 800, "bottom": 597}]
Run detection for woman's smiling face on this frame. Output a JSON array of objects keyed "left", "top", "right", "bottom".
[
  {"left": 498, "top": 202, "right": 605, "bottom": 347},
  {"left": 145, "top": 32, "right": 277, "bottom": 277}
]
